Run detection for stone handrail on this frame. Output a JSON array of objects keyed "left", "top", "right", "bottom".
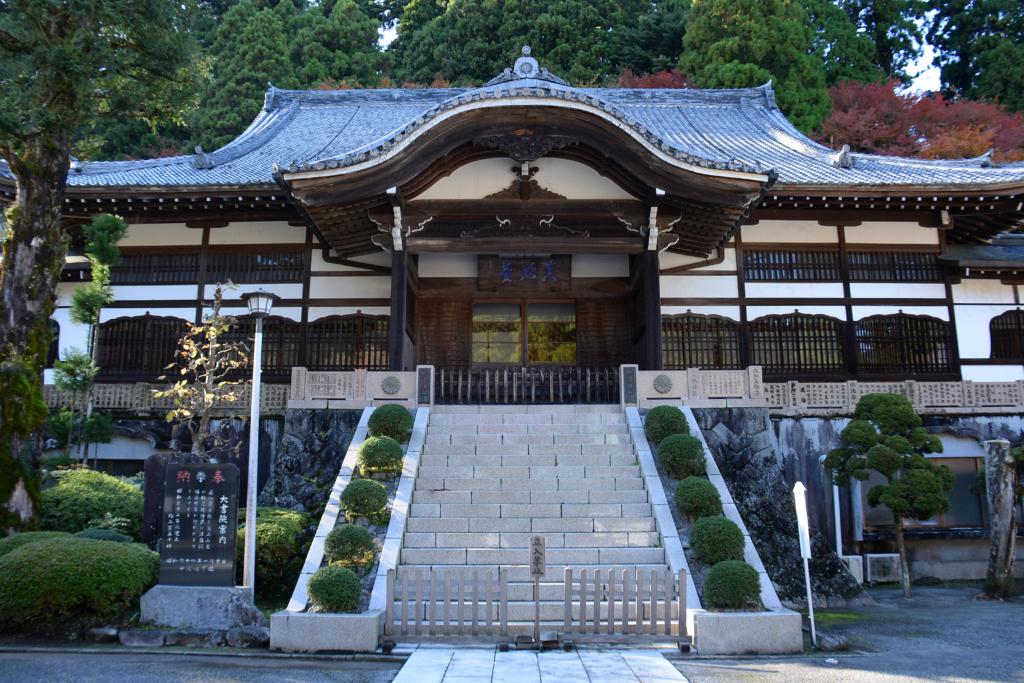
[
  {"left": 42, "top": 383, "right": 291, "bottom": 414},
  {"left": 764, "top": 379, "right": 1024, "bottom": 416}
]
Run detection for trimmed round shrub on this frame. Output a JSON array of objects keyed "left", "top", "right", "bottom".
[
  {"left": 0, "top": 537, "right": 159, "bottom": 631},
  {"left": 690, "top": 516, "right": 745, "bottom": 566},
  {"left": 674, "top": 477, "right": 723, "bottom": 520},
  {"left": 644, "top": 405, "right": 688, "bottom": 445},
  {"left": 657, "top": 434, "right": 706, "bottom": 479},
  {"left": 340, "top": 479, "right": 388, "bottom": 517},
  {"left": 41, "top": 469, "right": 143, "bottom": 539},
  {"left": 325, "top": 524, "right": 376, "bottom": 568},
  {"left": 236, "top": 507, "right": 313, "bottom": 600},
  {"left": 306, "top": 565, "right": 362, "bottom": 613},
  {"left": 357, "top": 436, "right": 404, "bottom": 475},
  {"left": 367, "top": 404, "right": 414, "bottom": 442},
  {"left": 703, "top": 560, "right": 761, "bottom": 609},
  {"left": 75, "top": 529, "right": 132, "bottom": 543},
  {"left": 0, "top": 532, "right": 71, "bottom": 559}
]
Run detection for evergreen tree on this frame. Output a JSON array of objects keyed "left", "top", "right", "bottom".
[
  {"left": 678, "top": 0, "right": 832, "bottom": 132},
  {"left": 291, "top": 0, "right": 387, "bottom": 87},
  {"left": 838, "top": 0, "right": 927, "bottom": 81},
  {"left": 804, "top": 0, "right": 884, "bottom": 86},
  {"left": 609, "top": 0, "right": 691, "bottom": 76}
]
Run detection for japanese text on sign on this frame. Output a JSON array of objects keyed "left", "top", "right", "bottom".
[{"left": 529, "top": 535, "right": 546, "bottom": 578}]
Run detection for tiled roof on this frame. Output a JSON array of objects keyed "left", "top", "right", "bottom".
[{"left": 56, "top": 80, "right": 1024, "bottom": 191}]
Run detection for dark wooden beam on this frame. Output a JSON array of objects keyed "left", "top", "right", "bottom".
[
  {"left": 643, "top": 250, "right": 663, "bottom": 371},
  {"left": 389, "top": 238, "right": 408, "bottom": 371}
]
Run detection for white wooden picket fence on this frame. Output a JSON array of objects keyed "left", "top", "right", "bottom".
[{"left": 384, "top": 568, "right": 509, "bottom": 643}]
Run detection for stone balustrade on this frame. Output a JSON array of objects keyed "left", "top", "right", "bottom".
[{"left": 42, "top": 383, "right": 291, "bottom": 415}]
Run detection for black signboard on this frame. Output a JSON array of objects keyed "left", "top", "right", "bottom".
[{"left": 159, "top": 463, "right": 239, "bottom": 587}]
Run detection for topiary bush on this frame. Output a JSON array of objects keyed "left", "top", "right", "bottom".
[
  {"left": 675, "top": 477, "right": 723, "bottom": 520},
  {"left": 75, "top": 529, "right": 132, "bottom": 543},
  {"left": 367, "top": 404, "right": 414, "bottom": 442},
  {"left": 306, "top": 565, "right": 362, "bottom": 613},
  {"left": 357, "top": 436, "right": 404, "bottom": 476},
  {"left": 0, "top": 532, "right": 71, "bottom": 559},
  {"left": 40, "top": 469, "right": 144, "bottom": 539},
  {"left": 690, "top": 516, "right": 745, "bottom": 566},
  {"left": 324, "top": 524, "right": 376, "bottom": 570},
  {"left": 703, "top": 560, "right": 761, "bottom": 609},
  {"left": 236, "top": 507, "right": 313, "bottom": 600},
  {"left": 0, "top": 537, "right": 159, "bottom": 631},
  {"left": 340, "top": 479, "right": 388, "bottom": 519},
  {"left": 657, "top": 434, "right": 707, "bottom": 479},
  {"left": 644, "top": 405, "right": 688, "bottom": 445}
]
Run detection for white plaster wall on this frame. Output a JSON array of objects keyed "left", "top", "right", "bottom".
[
  {"left": 110, "top": 284, "right": 198, "bottom": 301},
  {"left": 308, "top": 306, "right": 391, "bottom": 321},
  {"left": 741, "top": 221, "right": 837, "bottom": 243},
  {"left": 660, "top": 276, "right": 737, "bottom": 298},
  {"left": 122, "top": 223, "right": 202, "bottom": 247},
  {"left": 45, "top": 435, "right": 175, "bottom": 461},
  {"left": 953, "top": 304, "right": 1019, "bottom": 358},
  {"left": 100, "top": 308, "right": 195, "bottom": 323},
  {"left": 55, "top": 282, "right": 77, "bottom": 308},
  {"left": 310, "top": 250, "right": 390, "bottom": 272},
  {"left": 849, "top": 283, "right": 947, "bottom": 299},
  {"left": 659, "top": 248, "right": 737, "bottom": 272},
  {"left": 308, "top": 278, "right": 389, "bottom": 300},
  {"left": 532, "top": 158, "right": 635, "bottom": 200},
  {"left": 662, "top": 305, "right": 741, "bottom": 320},
  {"left": 208, "top": 222, "right": 306, "bottom": 245},
  {"left": 936, "top": 434, "right": 988, "bottom": 459},
  {"left": 50, "top": 307, "right": 90, "bottom": 357},
  {"left": 415, "top": 158, "right": 518, "bottom": 200},
  {"left": 747, "top": 305, "right": 846, "bottom": 319},
  {"left": 961, "top": 365, "right": 1024, "bottom": 382},
  {"left": 852, "top": 305, "right": 949, "bottom": 321},
  {"left": 745, "top": 282, "right": 844, "bottom": 299},
  {"left": 204, "top": 283, "right": 304, "bottom": 300},
  {"left": 844, "top": 223, "right": 939, "bottom": 245},
  {"left": 573, "top": 254, "right": 628, "bottom": 278},
  {"left": 952, "top": 280, "right": 1016, "bottom": 304},
  {"left": 418, "top": 253, "right": 478, "bottom": 278}
]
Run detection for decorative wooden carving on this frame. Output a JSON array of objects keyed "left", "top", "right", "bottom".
[
  {"left": 472, "top": 135, "right": 579, "bottom": 162},
  {"left": 484, "top": 179, "right": 567, "bottom": 201},
  {"left": 462, "top": 216, "right": 589, "bottom": 239}
]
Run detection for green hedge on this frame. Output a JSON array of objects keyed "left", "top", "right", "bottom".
[
  {"left": 690, "top": 516, "right": 745, "bottom": 566},
  {"left": 367, "top": 404, "right": 414, "bottom": 442},
  {"left": 325, "top": 524, "right": 376, "bottom": 570},
  {"left": 644, "top": 405, "right": 688, "bottom": 445},
  {"left": 75, "top": 529, "right": 132, "bottom": 543},
  {"left": 41, "top": 470, "right": 143, "bottom": 540},
  {"left": 658, "top": 434, "right": 707, "bottom": 479},
  {"left": 704, "top": 560, "right": 761, "bottom": 609},
  {"left": 0, "top": 537, "right": 159, "bottom": 632},
  {"left": 674, "top": 478, "right": 722, "bottom": 520},
  {"left": 306, "top": 565, "right": 362, "bottom": 613},
  {"left": 357, "top": 436, "right": 404, "bottom": 476},
  {"left": 340, "top": 479, "right": 388, "bottom": 518},
  {"left": 236, "top": 507, "right": 313, "bottom": 600},
  {"left": 0, "top": 532, "right": 71, "bottom": 559}
]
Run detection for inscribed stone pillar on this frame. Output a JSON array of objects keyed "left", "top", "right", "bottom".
[{"left": 983, "top": 438, "right": 1018, "bottom": 598}]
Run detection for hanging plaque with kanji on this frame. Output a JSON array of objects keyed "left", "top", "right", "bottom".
[
  {"left": 159, "top": 463, "right": 239, "bottom": 587},
  {"left": 478, "top": 255, "right": 571, "bottom": 292}
]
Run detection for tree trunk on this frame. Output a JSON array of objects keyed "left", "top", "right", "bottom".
[
  {"left": 984, "top": 439, "right": 1018, "bottom": 599},
  {"left": 895, "top": 516, "right": 912, "bottom": 598}
]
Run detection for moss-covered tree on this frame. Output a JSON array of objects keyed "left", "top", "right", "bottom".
[{"left": 824, "top": 393, "right": 955, "bottom": 597}]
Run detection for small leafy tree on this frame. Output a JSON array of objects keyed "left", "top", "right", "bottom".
[
  {"left": 153, "top": 285, "right": 250, "bottom": 459},
  {"left": 69, "top": 214, "right": 129, "bottom": 350},
  {"left": 51, "top": 348, "right": 99, "bottom": 462},
  {"left": 824, "top": 393, "right": 955, "bottom": 597}
]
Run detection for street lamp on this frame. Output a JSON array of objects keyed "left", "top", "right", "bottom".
[{"left": 240, "top": 288, "right": 280, "bottom": 597}]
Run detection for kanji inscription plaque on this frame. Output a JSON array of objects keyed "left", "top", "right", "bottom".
[
  {"left": 159, "top": 463, "right": 239, "bottom": 587},
  {"left": 478, "top": 255, "right": 570, "bottom": 292}
]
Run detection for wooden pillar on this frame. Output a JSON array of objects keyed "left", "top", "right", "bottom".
[
  {"left": 389, "top": 245, "right": 408, "bottom": 371},
  {"left": 643, "top": 249, "right": 663, "bottom": 371}
]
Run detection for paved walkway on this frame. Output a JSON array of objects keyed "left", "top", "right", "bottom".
[{"left": 390, "top": 647, "right": 687, "bottom": 683}]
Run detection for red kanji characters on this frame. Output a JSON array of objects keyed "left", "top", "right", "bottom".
[
  {"left": 212, "top": 469, "right": 225, "bottom": 484},
  {"left": 176, "top": 470, "right": 190, "bottom": 483}
]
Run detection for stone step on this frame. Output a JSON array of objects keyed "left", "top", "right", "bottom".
[
  {"left": 405, "top": 517, "right": 658, "bottom": 534},
  {"left": 429, "top": 413, "right": 626, "bottom": 426},
  {"left": 399, "top": 546, "right": 665, "bottom": 566},
  {"left": 424, "top": 423, "right": 631, "bottom": 436},
  {"left": 397, "top": 563, "right": 670, "bottom": 583},
  {"left": 422, "top": 444, "right": 636, "bottom": 457},
  {"left": 429, "top": 405, "right": 622, "bottom": 415},
  {"left": 409, "top": 502, "right": 652, "bottom": 520},
  {"left": 414, "top": 477, "right": 645, "bottom": 493},
  {"left": 418, "top": 454, "right": 639, "bottom": 469},
  {"left": 425, "top": 433, "right": 632, "bottom": 446},
  {"left": 411, "top": 489, "right": 650, "bottom": 506},
  {"left": 415, "top": 465, "right": 642, "bottom": 481},
  {"left": 403, "top": 531, "right": 661, "bottom": 549}
]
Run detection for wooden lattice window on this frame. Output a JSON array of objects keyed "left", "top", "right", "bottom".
[
  {"left": 222, "top": 316, "right": 302, "bottom": 375},
  {"left": 306, "top": 315, "right": 390, "bottom": 371},
  {"left": 662, "top": 314, "right": 741, "bottom": 370},
  {"left": 207, "top": 249, "right": 305, "bottom": 283},
  {"left": 990, "top": 310, "right": 1024, "bottom": 359},
  {"left": 856, "top": 314, "right": 953, "bottom": 374},
  {"left": 748, "top": 314, "right": 846, "bottom": 375},
  {"left": 96, "top": 315, "right": 190, "bottom": 377},
  {"left": 743, "top": 250, "right": 841, "bottom": 281},
  {"left": 110, "top": 252, "right": 200, "bottom": 284},
  {"left": 847, "top": 251, "right": 943, "bottom": 282}
]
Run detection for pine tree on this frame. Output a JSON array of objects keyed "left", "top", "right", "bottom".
[
  {"left": 609, "top": 0, "right": 691, "bottom": 76},
  {"left": 804, "top": 0, "right": 884, "bottom": 86},
  {"left": 291, "top": 0, "right": 387, "bottom": 87},
  {"left": 678, "top": 0, "right": 832, "bottom": 132},
  {"left": 838, "top": 0, "right": 927, "bottom": 81}
]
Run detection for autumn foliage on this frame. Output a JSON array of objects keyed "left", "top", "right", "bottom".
[
  {"left": 616, "top": 68, "right": 693, "bottom": 89},
  {"left": 815, "top": 79, "right": 1024, "bottom": 162}
]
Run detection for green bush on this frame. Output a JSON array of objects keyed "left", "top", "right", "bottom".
[
  {"left": 367, "top": 404, "right": 414, "bottom": 442},
  {"left": 75, "top": 529, "right": 132, "bottom": 543},
  {"left": 674, "top": 478, "right": 723, "bottom": 520},
  {"left": 658, "top": 434, "right": 707, "bottom": 479},
  {"left": 644, "top": 405, "right": 688, "bottom": 445},
  {"left": 357, "top": 436, "right": 404, "bottom": 476},
  {"left": 324, "top": 524, "right": 376, "bottom": 569},
  {"left": 0, "top": 537, "right": 159, "bottom": 631},
  {"left": 690, "top": 516, "right": 745, "bottom": 566},
  {"left": 0, "top": 532, "right": 71, "bottom": 559},
  {"left": 306, "top": 565, "right": 362, "bottom": 613},
  {"left": 41, "top": 469, "right": 143, "bottom": 540},
  {"left": 236, "top": 507, "right": 313, "bottom": 600},
  {"left": 340, "top": 479, "right": 388, "bottom": 517},
  {"left": 703, "top": 560, "right": 761, "bottom": 609}
]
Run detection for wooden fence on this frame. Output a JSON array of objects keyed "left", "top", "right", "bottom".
[
  {"left": 434, "top": 365, "right": 620, "bottom": 405},
  {"left": 384, "top": 568, "right": 509, "bottom": 642}
]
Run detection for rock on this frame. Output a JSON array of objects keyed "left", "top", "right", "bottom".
[
  {"left": 119, "top": 630, "right": 166, "bottom": 647},
  {"left": 818, "top": 634, "right": 851, "bottom": 651},
  {"left": 140, "top": 585, "right": 268, "bottom": 631},
  {"left": 86, "top": 627, "right": 119, "bottom": 643},
  {"left": 165, "top": 629, "right": 225, "bottom": 647},
  {"left": 226, "top": 626, "right": 271, "bottom": 648}
]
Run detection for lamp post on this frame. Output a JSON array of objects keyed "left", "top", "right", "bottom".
[{"left": 240, "top": 288, "right": 279, "bottom": 597}]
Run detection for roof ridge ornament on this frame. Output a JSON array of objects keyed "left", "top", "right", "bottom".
[
  {"left": 485, "top": 46, "right": 569, "bottom": 86},
  {"left": 191, "top": 146, "right": 215, "bottom": 170}
]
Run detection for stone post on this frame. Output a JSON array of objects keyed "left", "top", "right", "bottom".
[{"left": 983, "top": 439, "right": 1018, "bottom": 599}]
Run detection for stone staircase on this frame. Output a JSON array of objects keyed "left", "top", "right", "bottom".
[{"left": 398, "top": 404, "right": 667, "bottom": 629}]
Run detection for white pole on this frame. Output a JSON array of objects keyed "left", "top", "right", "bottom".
[
  {"left": 833, "top": 484, "right": 843, "bottom": 557},
  {"left": 793, "top": 482, "right": 816, "bottom": 647},
  {"left": 242, "top": 316, "right": 263, "bottom": 597}
]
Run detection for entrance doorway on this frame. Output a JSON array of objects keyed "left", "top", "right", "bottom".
[{"left": 472, "top": 301, "right": 577, "bottom": 366}]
